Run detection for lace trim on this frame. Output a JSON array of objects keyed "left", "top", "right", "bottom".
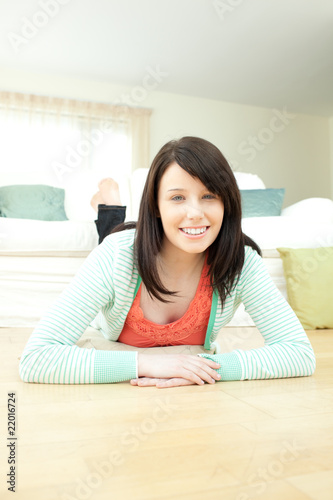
[{"left": 123, "top": 264, "right": 212, "bottom": 345}]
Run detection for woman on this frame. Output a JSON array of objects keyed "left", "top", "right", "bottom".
[{"left": 19, "top": 137, "right": 316, "bottom": 387}]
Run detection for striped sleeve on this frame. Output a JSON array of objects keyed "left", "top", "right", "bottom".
[
  {"left": 200, "top": 247, "right": 316, "bottom": 381},
  {"left": 19, "top": 238, "right": 137, "bottom": 384}
]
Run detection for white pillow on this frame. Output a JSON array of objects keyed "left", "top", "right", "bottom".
[
  {"left": 129, "top": 168, "right": 149, "bottom": 221},
  {"left": 242, "top": 216, "right": 333, "bottom": 249},
  {"left": 64, "top": 177, "right": 97, "bottom": 222},
  {"left": 281, "top": 198, "right": 333, "bottom": 222},
  {"left": 233, "top": 172, "right": 266, "bottom": 190}
]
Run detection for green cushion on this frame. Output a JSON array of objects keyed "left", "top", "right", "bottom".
[
  {"left": 277, "top": 246, "right": 333, "bottom": 329},
  {"left": 0, "top": 184, "right": 68, "bottom": 221},
  {"left": 241, "top": 188, "right": 285, "bottom": 218}
]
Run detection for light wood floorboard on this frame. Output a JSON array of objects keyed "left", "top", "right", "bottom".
[{"left": 0, "top": 327, "right": 332, "bottom": 500}]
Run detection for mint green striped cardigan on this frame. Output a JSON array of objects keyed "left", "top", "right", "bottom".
[{"left": 19, "top": 229, "right": 316, "bottom": 384}]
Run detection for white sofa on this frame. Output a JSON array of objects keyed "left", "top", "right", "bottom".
[{"left": 1, "top": 170, "right": 333, "bottom": 327}]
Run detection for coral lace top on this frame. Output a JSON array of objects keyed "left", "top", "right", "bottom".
[{"left": 118, "top": 259, "right": 213, "bottom": 347}]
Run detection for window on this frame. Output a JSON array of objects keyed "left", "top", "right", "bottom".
[{"left": 0, "top": 91, "right": 151, "bottom": 189}]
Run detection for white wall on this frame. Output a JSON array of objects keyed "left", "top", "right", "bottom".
[{"left": 1, "top": 67, "right": 331, "bottom": 206}]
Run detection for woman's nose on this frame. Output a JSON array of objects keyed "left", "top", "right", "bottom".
[{"left": 185, "top": 202, "right": 204, "bottom": 220}]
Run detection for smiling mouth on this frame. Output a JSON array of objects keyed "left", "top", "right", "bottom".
[{"left": 180, "top": 226, "right": 208, "bottom": 235}]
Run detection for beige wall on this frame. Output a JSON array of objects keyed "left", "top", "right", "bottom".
[
  {"left": 330, "top": 117, "right": 333, "bottom": 199},
  {"left": 147, "top": 92, "right": 331, "bottom": 206},
  {"left": 1, "top": 67, "right": 331, "bottom": 206}
]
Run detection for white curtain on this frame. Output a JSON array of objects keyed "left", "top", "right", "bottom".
[{"left": 0, "top": 91, "right": 152, "bottom": 189}]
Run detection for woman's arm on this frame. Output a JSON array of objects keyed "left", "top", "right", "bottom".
[
  {"left": 19, "top": 240, "right": 138, "bottom": 384},
  {"left": 19, "top": 235, "right": 222, "bottom": 386},
  {"left": 198, "top": 247, "right": 316, "bottom": 381}
]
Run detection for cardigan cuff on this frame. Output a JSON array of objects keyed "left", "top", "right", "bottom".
[
  {"left": 198, "top": 352, "right": 243, "bottom": 381},
  {"left": 94, "top": 350, "right": 137, "bottom": 383}
]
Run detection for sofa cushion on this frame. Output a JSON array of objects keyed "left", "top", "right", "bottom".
[
  {"left": 241, "top": 188, "right": 285, "bottom": 218},
  {"left": 277, "top": 246, "right": 333, "bottom": 329},
  {"left": 0, "top": 184, "right": 68, "bottom": 221}
]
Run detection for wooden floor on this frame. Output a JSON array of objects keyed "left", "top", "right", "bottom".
[{"left": 1, "top": 327, "right": 333, "bottom": 500}]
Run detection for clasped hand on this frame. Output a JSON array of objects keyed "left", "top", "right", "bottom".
[{"left": 131, "top": 353, "right": 221, "bottom": 388}]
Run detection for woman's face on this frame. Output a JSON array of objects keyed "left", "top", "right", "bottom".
[{"left": 157, "top": 162, "right": 224, "bottom": 258}]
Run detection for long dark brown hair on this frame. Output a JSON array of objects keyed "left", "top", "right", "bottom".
[{"left": 115, "top": 136, "right": 261, "bottom": 306}]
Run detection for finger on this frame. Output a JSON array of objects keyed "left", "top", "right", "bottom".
[
  {"left": 182, "top": 368, "right": 214, "bottom": 385},
  {"left": 178, "top": 366, "right": 218, "bottom": 385},
  {"left": 132, "top": 377, "right": 195, "bottom": 388},
  {"left": 180, "top": 361, "right": 220, "bottom": 384},
  {"left": 132, "top": 377, "right": 165, "bottom": 387},
  {"left": 193, "top": 364, "right": 221, "bottom": 383},
  {"left": 200, "top": 358, "right": 221, "bottom": 370},
  {"left": 196, "top": 365, "right": 222, "bottom": 383},
  {"left": 188, "top": 358, "right": 222, "bottom": 382},
  {"left": 156, "top": 378, "right": 195, "bottom": 388},
  {"left": 191, "top": 357, "right": 221, "bottom": 373}
]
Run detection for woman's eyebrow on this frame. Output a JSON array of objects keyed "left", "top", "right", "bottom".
[{"left": 167, "top": 188, "right": 186, "bottom": 192}]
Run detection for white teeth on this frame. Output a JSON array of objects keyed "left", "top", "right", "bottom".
[{"left": 181, "top": 227, "right": 207, "bottom": 235}]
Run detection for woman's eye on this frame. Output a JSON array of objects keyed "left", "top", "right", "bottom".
[
  {"left": 203, "top": 194, "right": 216, "bottom": 199},
  {"left": 171, "top": 195, "right": 184, "bottom": 201}
]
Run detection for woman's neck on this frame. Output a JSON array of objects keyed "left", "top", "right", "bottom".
[{"left": 157, "top": 247, "right": 206, "bottom": 281}]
